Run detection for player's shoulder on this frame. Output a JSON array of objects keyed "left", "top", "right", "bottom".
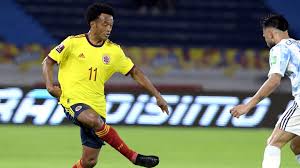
[
  {"left": 270, "top": 41, "right": 292, "bottom": 58},
  {"left": 61, "top": 34, "right": 86, "bottom": 46},
  {"left": 271, "top": 44, "right": 283, "bottom": 51},
  {"left": 69, "top": 34, "right": 86, "bottom": 39},
  {"left": 271, "top": 41, "right": 289, "bottom": 53},
  {"left": 67, "top": 34, "right": 86, "bottom": 41},
  {"left": 105, "top": 39, "right": 122, "bottom": 49}
]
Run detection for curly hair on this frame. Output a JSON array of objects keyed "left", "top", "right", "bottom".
[{"left": 85, "top": 3, "right": 114, "bottom": 26}]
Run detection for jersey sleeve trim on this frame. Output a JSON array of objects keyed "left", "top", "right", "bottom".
[
  {"left": 125, "top": 65, "right": 135, "bottom": 76},
  {"left": 47, "top": 55, "right": 58, "bottom": 64},
  {"left": 268, "top": 71, "right": 285, "bottom": 77}
]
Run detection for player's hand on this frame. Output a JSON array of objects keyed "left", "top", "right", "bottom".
[
  {"left": 230, "top": 104, "right": 250, "bottom": 118},
  {"left": 47, "top": 85, "right": 62, "bottom": 99},
  {"left": 156, "top": 96, "right": 169, "bottom": 115}
]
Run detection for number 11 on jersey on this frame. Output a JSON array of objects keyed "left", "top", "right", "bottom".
[{"left": 89, "top": 67, "right": 97, "bottom": 81}]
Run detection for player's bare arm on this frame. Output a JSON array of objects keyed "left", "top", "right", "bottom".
[
  {"left": 42, "top": 56, "right": 62, "bottom": 99},
  {"left": 230, "top": 73, "right": 281, "bottom": 118},
  {"left": 128, "top": 66, "right": 169, "bottom": 115}
]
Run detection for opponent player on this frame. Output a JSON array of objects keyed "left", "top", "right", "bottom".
[
  {"left": 42, "top": 3, "right": 169, "bottom": 168},
  {"left": 230, "top": 15, "right": 300, "bottom": 168}
]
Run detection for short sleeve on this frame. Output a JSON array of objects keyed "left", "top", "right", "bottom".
[
  {"left": 268, "top": 45, "right": 290, "bottom": 77},
  {"left": 48, "top": 36, "right": 72, "bottom": 64},
  {"left": 115, "top": 46, "right": 134, "bottom": 75}
]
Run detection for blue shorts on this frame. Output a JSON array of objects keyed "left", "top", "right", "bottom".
[{"left": 62, "top": 103, "right": 105, "bottom": 149}]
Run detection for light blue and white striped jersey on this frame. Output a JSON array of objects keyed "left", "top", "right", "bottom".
[{"left": 268, "top": 38, "right": 300, "bottom": 104}]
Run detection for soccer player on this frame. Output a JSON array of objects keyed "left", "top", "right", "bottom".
[
  {"left": 230, "top": 15, "right": 300, "bottom": 168},
  {"left": 42, "top": 3, "right": 169, "bottom": 168}
]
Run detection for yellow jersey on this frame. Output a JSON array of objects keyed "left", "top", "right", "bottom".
[{"left": 48, "top": 34, "right": 134, "bottom": 118}]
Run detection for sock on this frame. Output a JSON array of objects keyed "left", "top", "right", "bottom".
[
  {"left": 262, "top": 145, "right": 281, "bottom": 168},
  {"left": 72, "top": 159, "right": 83, "bottom": 168},
  {"left": 95, "top": 124, "right": 138, "bottom": 162},
  {"left": 296, "top": 154, "right": 300, "bottom": 164}
]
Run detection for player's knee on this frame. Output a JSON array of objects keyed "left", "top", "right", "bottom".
[
  {"left": 85, "top": 114, "right": 103, "bottom": 129},
  {"left": 90, "top": 117, "right": 104, "bottom": 130},
  {"left": 290, "top": 142, "right": 297, "bottom": 154},
  {"left": 290, "top": 141, "right": 300, "bottom": 155},
  {"left": 88, "top": 159, "right": 98, "bottom": 167},
  {"left": 87, "top": 117, "right": 101, "bottom": 129},
  {"left": 82, "top": 157, "right": 98, "bottom": 168},
  {"left": 267, "top": 137, "right": 285, "bottom": 148}
]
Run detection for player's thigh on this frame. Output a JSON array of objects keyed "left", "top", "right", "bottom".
[
  {"left": 267, "top": 126, "right": 296, "bottom": 148},
  {"left": 72, "top": 104, "right": 104, "bottom": 129},
  {"left": 82, "top": 145, "right": 101, "bottom": 164},
  {"left": 77, "top": 109, "right": 101, "bottom": 127},
  {"left": 290, "top": 136, "right": 300, "bottom": 154},
  {"left": 268, "top": 101, "right": 300, "bottom": 147}
]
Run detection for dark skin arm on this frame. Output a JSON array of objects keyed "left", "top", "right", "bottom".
[
  {"left": 128, "top": 66, "right": 169, "bottom": 115},
  {"left": 42, "top": 56, "right": 62, "bottom": 99}
]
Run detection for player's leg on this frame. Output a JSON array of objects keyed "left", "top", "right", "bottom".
[
  {"left": 73, "top": 125, "right": 104, "bottom": 168},
  {"left": 262, "top": 126, "right": 295, "bottom": 168},
  {"left": 262, "top": 101, "right": 300, "bottom": 168},
  {"left": 290, "top": 136, "right": 300, "bottom": 164},
  {"left": 285, "top": 102, "right": 300, "bottom": 165},
  {"left": 75, "top": 107, "right": 138, "bottom": 162},
  {"left": 81, "top": 146, "right": 100, "bottom": 167},
  {"left": 63, "top": 105, "right": 103, "bottom": 168},
  {"left": 72, "top": 145, "right": 100, "bottom": 168},
  {"left": 74, "top": 104, "right": 159, "bottom": 167}
]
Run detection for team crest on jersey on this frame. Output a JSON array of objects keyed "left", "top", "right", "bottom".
[
  {"left": 75, "top": 106, "right": 82, "bottom": 112},
  {"left": 55, "top": 44, "right": 65, "bottom": 53},
  {"left": 102, "top": 55, "right": 110, "bottom": 64}
]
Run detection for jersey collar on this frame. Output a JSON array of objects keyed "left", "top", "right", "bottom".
[{"left": 85, "top": 33, "right": 105, "bottom": 47}]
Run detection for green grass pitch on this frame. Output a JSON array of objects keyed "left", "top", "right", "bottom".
[{"left": 0, "top": 125, "right": 298, "bottom": 168}]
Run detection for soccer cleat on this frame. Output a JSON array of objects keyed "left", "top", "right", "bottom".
[{"left": 134, "top": 154, "right": 159, "bottom": 167}]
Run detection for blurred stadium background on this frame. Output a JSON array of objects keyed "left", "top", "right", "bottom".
[{"left": 0, "top": 0, "right": 300, "bottom": 167}]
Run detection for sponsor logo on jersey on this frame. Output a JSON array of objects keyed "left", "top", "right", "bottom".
[
  {"left": 55, "top": 44, "right": 65, "bottom": 53},
  {"left": 78, "top": 53, "right": 85, "bottom": 59},
  {"left": 103, "top": 55, "right": 110, "bottom": 64}
]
